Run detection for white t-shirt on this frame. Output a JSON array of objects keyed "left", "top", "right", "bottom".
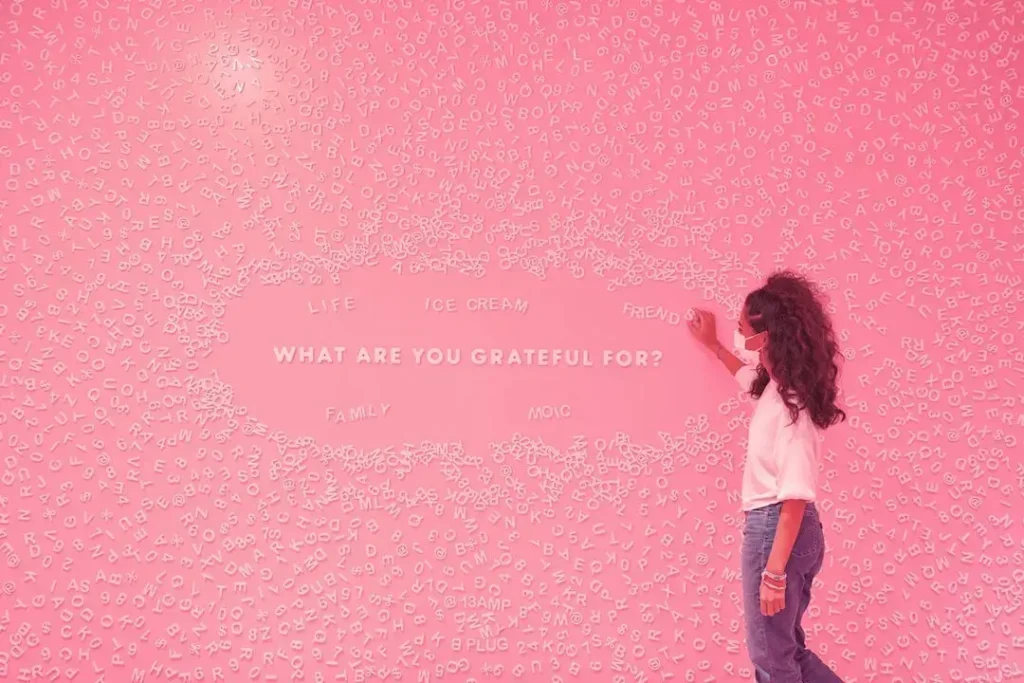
[{"left": 735, "top": 364, "right": 821, "bottom": 512}]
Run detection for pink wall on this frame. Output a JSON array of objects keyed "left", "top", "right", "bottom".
[{"left": 1, "top": 0, "right": 1022, "bottom": 680}]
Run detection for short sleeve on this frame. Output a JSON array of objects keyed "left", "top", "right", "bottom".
[
  {"left": 773, "top": 416, "right": 819, "bottom": 502},
  {"left": 734, "top": 364, "right": 758, "bottom": 392}
]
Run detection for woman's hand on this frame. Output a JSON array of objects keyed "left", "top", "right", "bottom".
[
  {"left": 687, "top": 308, "right": 719, "bottom": 349},
  {"left": 760, "top": 578, "right": 786, "bottom": 617}
]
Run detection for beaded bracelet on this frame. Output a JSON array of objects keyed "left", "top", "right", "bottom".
[{"left": 761, "top": 569, "right": 787, "bottom": 590}]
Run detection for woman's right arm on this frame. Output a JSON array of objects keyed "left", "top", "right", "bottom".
[
  {"left": 687, "top": 308, "right": 751, "bottom": 383},
  {"left": 707, "top": 339, "right": 745, "bottom": 377}
]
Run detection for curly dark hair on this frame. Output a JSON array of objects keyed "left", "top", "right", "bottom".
[{"left": 745, "top": 269, "right": 846, "bottom": 430}]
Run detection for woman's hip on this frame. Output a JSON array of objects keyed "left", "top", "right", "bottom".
[{"left": 741, "top": 502, "right": 823, "bottom": 564}]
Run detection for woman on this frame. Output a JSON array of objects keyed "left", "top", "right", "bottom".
[{"left": 687, "top": 269, "right": 846, "bottom": 683}]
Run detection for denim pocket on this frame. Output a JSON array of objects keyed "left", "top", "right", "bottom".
[{"left": 789, "top": 517, "right": 823, "bottom": 559}]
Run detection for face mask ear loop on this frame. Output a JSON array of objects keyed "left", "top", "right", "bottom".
[{"left": 752, "top": 330, "right": 766, "bottom": 353}]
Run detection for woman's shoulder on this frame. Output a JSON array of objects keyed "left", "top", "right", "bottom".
[
  {"left": 734, "top": 364, "right": 759, "bottom": 392},
  {"left": 788, "top": 406, "right": 825, "bottom": 440}
]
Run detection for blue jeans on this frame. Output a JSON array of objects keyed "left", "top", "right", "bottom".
[{"left": 742, "top": 502, "right": 844, "bottom": 683}]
